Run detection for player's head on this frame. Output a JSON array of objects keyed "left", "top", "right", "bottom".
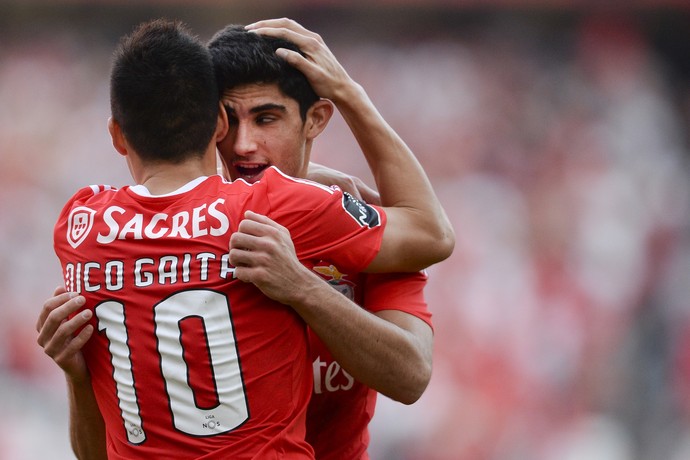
[
  {"left": 208, "top": 25, "right": 332, "bottom": 183},
  {"left": 109, "top": 18, "right": 220, "bottom": 164},
  {"left": 208, "top": 25, "right": 319, "bottom": 120}
]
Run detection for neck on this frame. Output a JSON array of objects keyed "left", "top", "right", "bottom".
[{"left": 136, "top": 155, "right": 218, "bottom": 196}]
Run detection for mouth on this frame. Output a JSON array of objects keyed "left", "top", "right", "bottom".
[{"left": 233, "top": 163, "right": 269, "bottom": 183}]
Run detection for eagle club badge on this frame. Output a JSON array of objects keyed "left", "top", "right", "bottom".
[
  {"left": 313, "top": 264, "right": 355, "bottom": 300},
  {"left": 67, "top": 206, "right": 96, "bottom": 249}
]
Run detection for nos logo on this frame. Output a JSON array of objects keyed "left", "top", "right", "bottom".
[{"left": 67, "top": 206, "right": 96, "bottom": 249}]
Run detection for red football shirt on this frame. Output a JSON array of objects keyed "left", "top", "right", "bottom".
[
  {"left": 305, "top": 268, "right": 431, "bottom": 460},
  {"left": 53, "top": 168, "right": 386, "bottom": 459}
]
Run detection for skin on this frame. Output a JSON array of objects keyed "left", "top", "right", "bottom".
[
  {"left": 36, "top": 18, "right": 453, "bottom": 459},
  {"left": 223, "top": 18, "right": 435, "bottom": 403},
  {"left": 35, "top": 105, "right": 230, "bottom": 460}
]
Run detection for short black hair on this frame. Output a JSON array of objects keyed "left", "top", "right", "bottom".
[
  {"left": 110, "top": 18, "right": 220, "bottom": 163},
  {"left": 208, "top": 25, "right": 319, "bottom": 121}
]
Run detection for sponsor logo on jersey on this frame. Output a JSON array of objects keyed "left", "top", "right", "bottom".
[
  {"left": 341, "top": 192, "right": 380, "bottom": 228},
  {"left": 67, "top": 206, "right": 96, "bottom": 249}
]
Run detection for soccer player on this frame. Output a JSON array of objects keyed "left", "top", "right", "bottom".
[
  {"left": 37, "top": 18, "right": 452, "bottom": 460},
  {"left": 208, "top": 19, "right": 437, "bottom": 459}
]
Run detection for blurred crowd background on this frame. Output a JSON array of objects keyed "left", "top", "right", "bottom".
[{"left": 2, "top": 1, "right": 690, "bottom": 459}]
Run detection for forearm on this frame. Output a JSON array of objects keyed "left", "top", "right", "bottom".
[
  {"left": 333, "top": 83, "right": 455, "bottom": 268},
  {"left": 289, "top": 271, "right": 431, "bottom": 404},
  {"left": 67, "top": 377, "right": 107, "bottom": 460}
]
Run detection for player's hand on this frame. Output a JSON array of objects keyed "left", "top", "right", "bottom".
[
  {"left": 36, "top": 286, "right": 93, "bottom": 383},
  {"left": 307, "top": 162, "right": 381, "bottom": 205},
  {"left": 229, "top": 211, "right": 314, "bottom": 305},
  {"left": 245, "top": 18, "right": 355, "bottom": 103}
]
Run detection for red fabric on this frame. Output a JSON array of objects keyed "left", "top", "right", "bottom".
[
  {"left": 305, "top": 270, "right": 430, "bottom": 460},
  {"left": 53, "top": 168, "right": 385, "bottom": 459}
]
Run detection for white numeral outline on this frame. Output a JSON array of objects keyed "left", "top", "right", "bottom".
[{"left": 96, "top": 290, "right": 248, "bottom": 443}]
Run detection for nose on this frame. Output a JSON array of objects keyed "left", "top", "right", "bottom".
[{"left": 233, "top": 121, "right": 258, "bottom": 157}]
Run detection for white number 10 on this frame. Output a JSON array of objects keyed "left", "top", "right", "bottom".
[{"left": 96, "top": 290, "right": 249, "bottom": 443}]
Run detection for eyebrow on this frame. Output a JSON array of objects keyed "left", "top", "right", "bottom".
[
  {"left": 250, "top": 103, "right": 287, "bottom": 114},
  {"left": 223, "top": 103, "right": 287, "bottom": 116}
]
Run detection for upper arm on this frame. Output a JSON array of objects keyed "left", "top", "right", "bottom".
[{"left": 365, "top": 206, "right": 453, "bottom": 273}]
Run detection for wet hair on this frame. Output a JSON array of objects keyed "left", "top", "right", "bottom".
[
  {"left": 110, "top": 18, "right": 219, "bottom": 163},
  {"left": 207, "top": 25, "right": 319, "bottom": 121}
]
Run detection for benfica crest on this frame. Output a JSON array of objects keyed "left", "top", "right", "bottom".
[
  {"left": 67, "top": 206, "right": 96, "bottom": 249},
  {"left": 313, "top": 264, "right": 355, "bottom": 300}
]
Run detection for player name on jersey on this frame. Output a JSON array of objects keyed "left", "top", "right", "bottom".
[{"left": 63, "top": 252, "right": 236, "bottom": 293}]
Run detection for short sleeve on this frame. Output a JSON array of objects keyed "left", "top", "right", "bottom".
[
  {"left": 256, "top": 167, "right": 386, "bottom": 273},
  {"left": 362, "top": 271, "right": 433, "bottom": 330}
]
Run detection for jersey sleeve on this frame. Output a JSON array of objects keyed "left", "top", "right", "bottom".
[
  {"left": 258, "top": 167, "right": 386, "bottom": 273},
  {"left": 362, "top": 271, "right": 433, "bottom": 330}
]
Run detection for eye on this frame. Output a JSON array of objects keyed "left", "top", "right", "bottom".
[{"left": 256, "top": 113, "right": 278, "bottom": 125}]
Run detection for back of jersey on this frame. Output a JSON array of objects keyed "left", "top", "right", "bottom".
[{"left": 53, "top": 170, "right": 386, "bottom": 459}]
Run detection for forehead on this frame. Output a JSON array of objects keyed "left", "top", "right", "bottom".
[{"left": 221, "top": 82, "right": 296, "bottom": 111}]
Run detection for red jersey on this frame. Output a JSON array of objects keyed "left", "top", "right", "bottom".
[
  {"left": 53, "top": 167, "right": 386, "bottom": 459},
  {"left": 305, "top": 267, "right": 431, "bottom": 460}
]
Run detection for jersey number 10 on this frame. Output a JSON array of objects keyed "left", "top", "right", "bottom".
[{"left": 96, "top": 290, "right": 249, "bottom": 443}]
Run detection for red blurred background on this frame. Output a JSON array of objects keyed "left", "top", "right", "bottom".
[{"left": 2, "top": 2, "right": 690, "bottom": 459}]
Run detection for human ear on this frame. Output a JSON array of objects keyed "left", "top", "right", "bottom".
[
  {"left": 305, "top": 99, "right": 334, "bottom": 140},
  {"left": 108, "top": 117, "right": 128, "bottom": 157},
  {"left": 215, "top": 101, "right": 229, "bottom": 142}
]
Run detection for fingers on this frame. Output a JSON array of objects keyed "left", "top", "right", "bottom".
[
  {"left": 228, "top": 211, "right": 292, "bottom": 268},
  {"left": 36, "top": 293, "right": 87, "bottom": 346},
  {"left": 245, "top": 18, "right": 318, "bottom": 40},
  {"left": 242, "top": 210, "right": 282, "bottom": 229},
  {"left": 44, "top": 320, "right": 94, "bottom": 364},
  {"left": 36, "top": 289, "right": 83, "bottom": 332},
  {"left": 245, "top": 18, "right": 324, "bottom": 55}
]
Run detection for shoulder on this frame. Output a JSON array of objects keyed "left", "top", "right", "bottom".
[
  {"left": 262, "top": 166, "right": 337, "bottom": 194},
  {"left": 59, "top": 184, "right": 119, "bottom": 213}
]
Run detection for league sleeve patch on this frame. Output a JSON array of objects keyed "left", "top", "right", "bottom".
[{"left": 341, "top": 192, "right": 381, "bottom": 228}]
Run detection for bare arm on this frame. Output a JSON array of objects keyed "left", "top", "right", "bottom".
[
  {"left": 246, "top": 18, "right": 454, "bottom": 272},
  {"left": 36, "top": 287, "right": 107, "bottom": 460},
  {"left": 230, "top": 212, "right": 432, "bottom": 403},
  {"left": 307, "top": 162, "right": 381, "bottom": 205}
]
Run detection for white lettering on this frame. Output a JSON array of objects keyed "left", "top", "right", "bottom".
[
  {"left": 61, "top": 252, "right": 235, "bottom": 293},
  {"left": 119, "top": 214, "right": 144, "bottom": 240},
  {"left": 135, "top": 258, "right": 155, "bottom": 287},
  {"left": 65, "top": 263, "right": 75, "bottom": 292},
  {"left": 145, "top": 214, "right": 168, "bottom": 239},
  {"left": 313, "top": 356, "right": 354, "bottom": 394},
  {"left": 170, "top": 212, "right": 191, "bottom": 239},
  {"left": 312, "top": 357, "right": 327, "bottom": 394},
  {"left": 220, "top": 254, "right": 235, "bottom": 279},
  {"left": 105, "top": 261, "right": 124, "bottom": 291},
  {"left": 208, "top": 199, "right": 229, "bottom": 236},
  {"left": 159, "top": 256, "right": 178, "bottom": 284},
  {"left": 182, "top": 254, "right": 191, "bottom": 283},
  {"left": 84, "top": 262, "right": 101, "bottom": 292},
  {"left": 96, "top": 200, "right": 230, "bottom": 245},
  {"left": 197, "top": 253, "right": 216, "bottom": 281},
  {"left": 98, "top": 206, "right": 126, "bottom": 244},
  {"left": 192, "top": 204, "right": 208, "bottom": 238}
]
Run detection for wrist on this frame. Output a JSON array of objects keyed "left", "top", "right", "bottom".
[
  {"left": 331, "top": 80, "right": 365, "bottom": 107},
  {"left": 284, "top": 268, "right": 330, "bottom": 313},
  {"left": 65, "top": 369, "right": 91, "bottom": 387}
]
